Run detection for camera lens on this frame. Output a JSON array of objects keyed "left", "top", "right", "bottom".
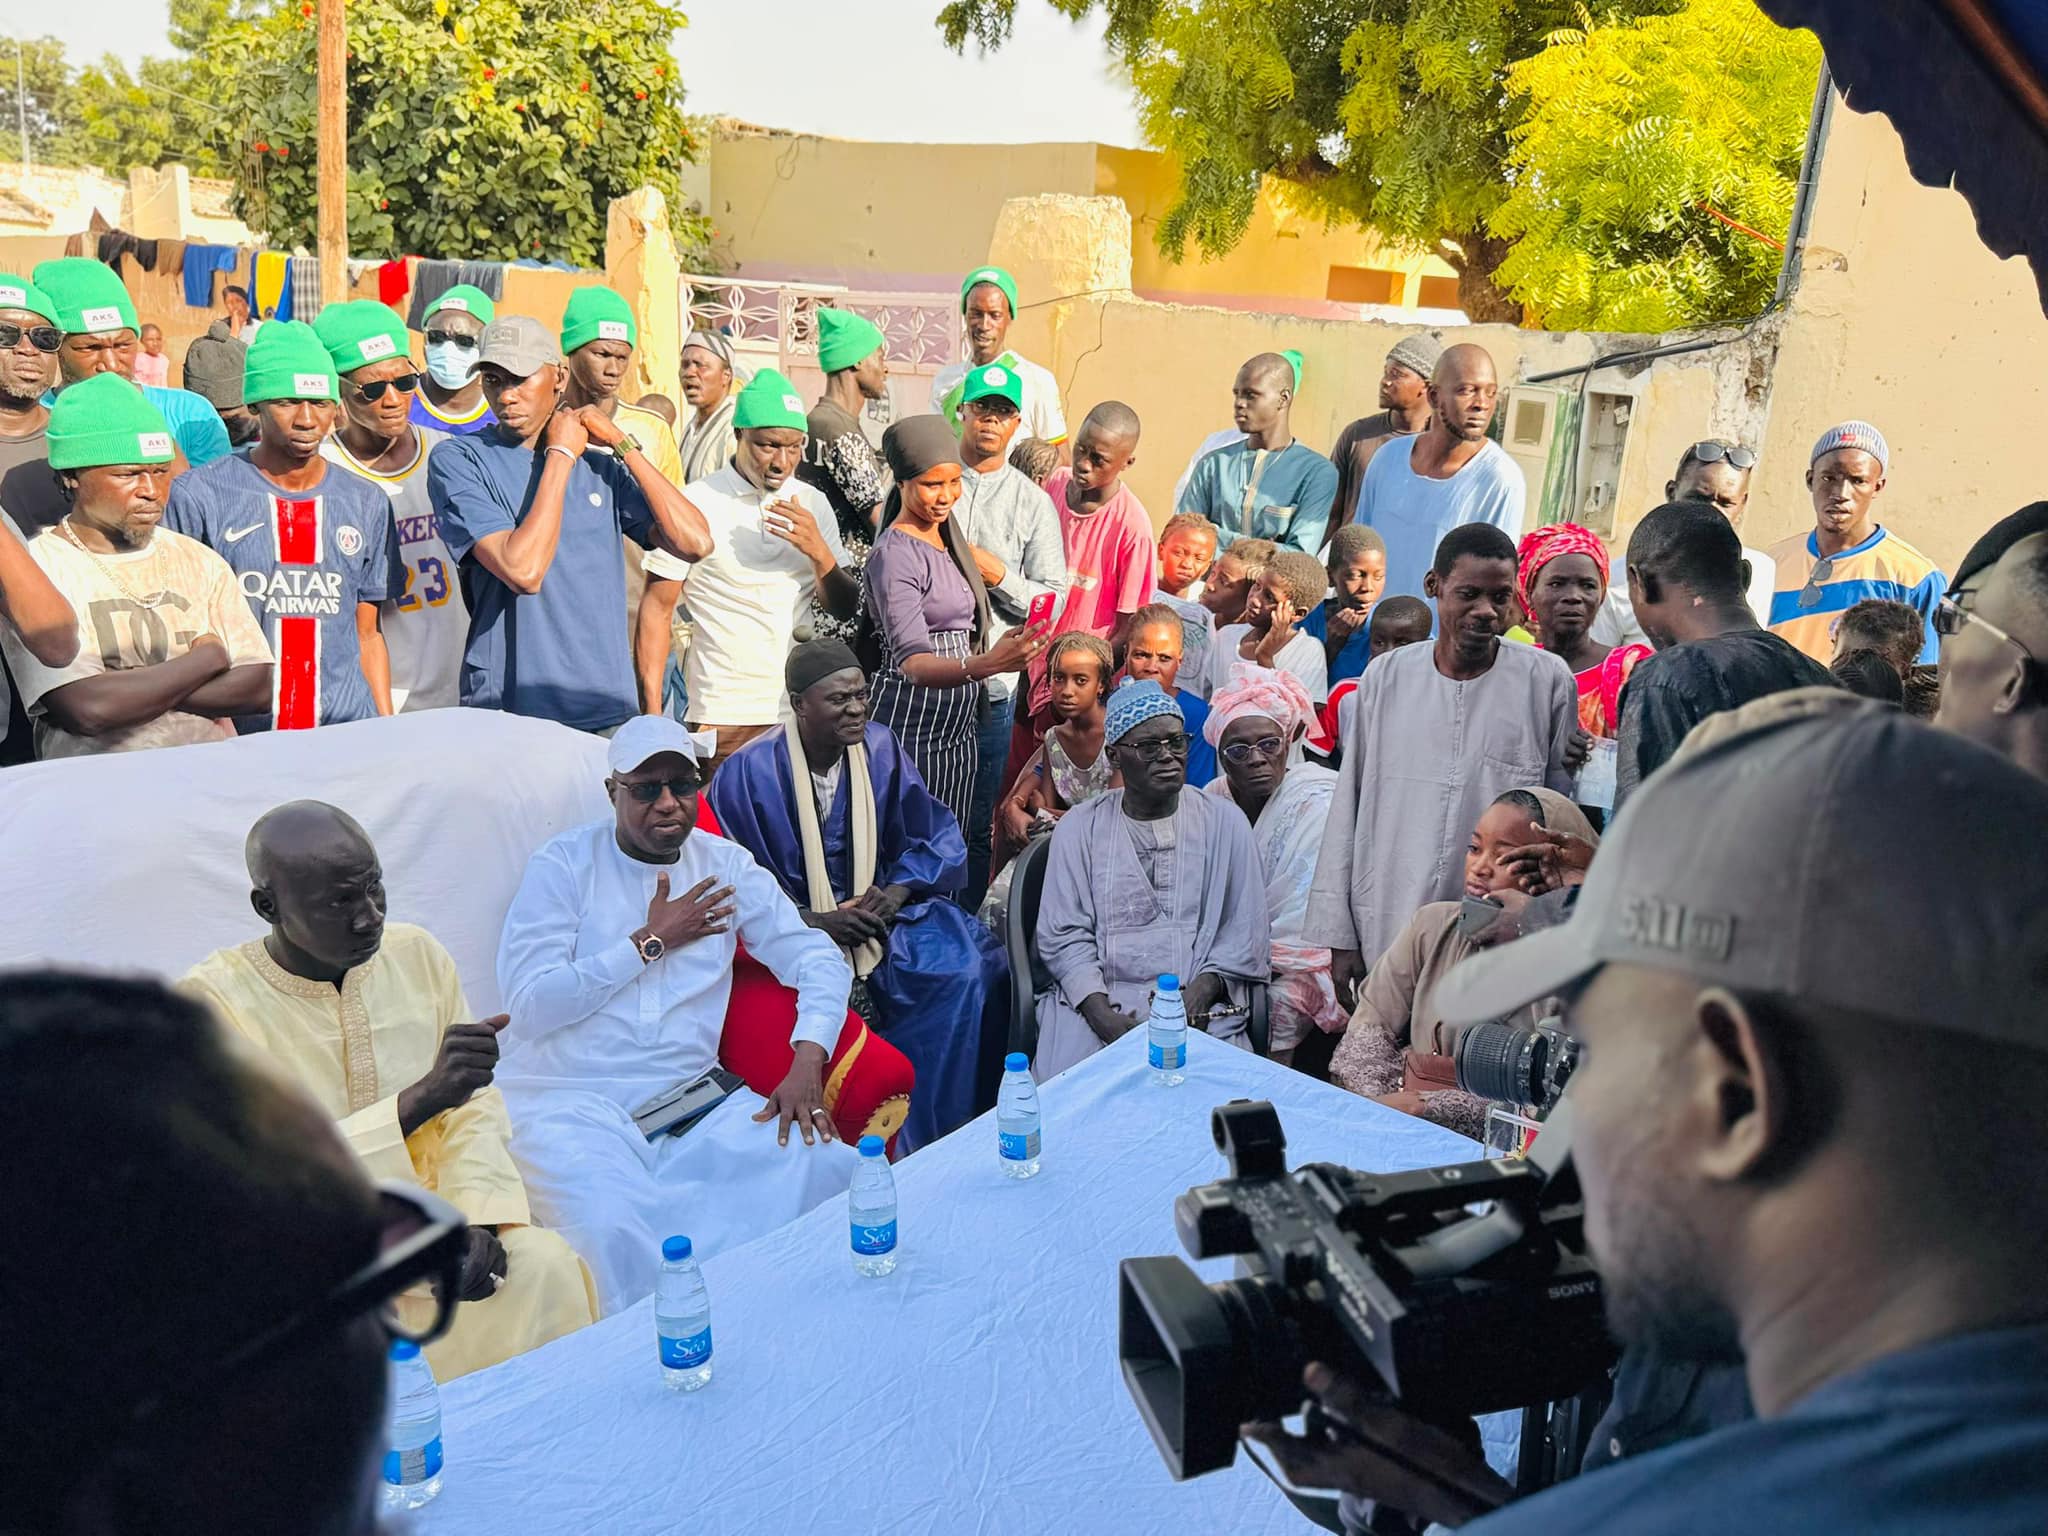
[{"left": 1455, "top": 1020, "right": 1545, "bottom": 1104}]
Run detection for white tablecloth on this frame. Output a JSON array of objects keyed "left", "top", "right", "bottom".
[{"left": 418, "top": 1029, "right": 1495, "bottom": 1535}]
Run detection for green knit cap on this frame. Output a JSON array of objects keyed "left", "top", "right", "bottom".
[
  {"left": 313, "top": 300, "right": 413, "bottom": 376},
  {"left": 30, "top": 257, "right": 139, "bottom": 336},
  {"left": 0, "top": 274, "right": 58, "bottom": 326},
  {"left": 732, "top": 369, "right": 809, "bottom": 432},
  {"left": 47, "top": 374, "right": 177, "bottom": 470},
  {"left": 960, "top": 264, "right": 1017, "bottom": 317},
  {"left": 243, "top": 320, "right": 340, "bottom": 404},
  {"left": 561, "top": 286, "right": 637, "bottom": 354},
  {"left": 816, "top": 307, "right": 884, "bottom": 374},
  {"left": 423, "top": 283, "right": 496, "bottom": 327}
]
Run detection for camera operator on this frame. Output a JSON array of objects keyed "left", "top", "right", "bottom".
[{"left": 1245, "top": 703, "right": 2048, "bottom": 1533}]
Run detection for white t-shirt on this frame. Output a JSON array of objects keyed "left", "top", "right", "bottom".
[
  {"left": 1, "top": 523, "right": 273, "bottom": 758},
  {"left": 1592, "top": 544, "right": 1778, "bottom": 647},
  {"left": 930, "top": 352, "right": 1068, "bottom": 445},
  {"left": 322, "top": 428, "right": 465, "bottom": 712},
  {"left": 1207, "top": 621, "right": 1329, "bottom": 703},
  {"left": 667, "top": 463, "right": 848, "bottom": 726}
]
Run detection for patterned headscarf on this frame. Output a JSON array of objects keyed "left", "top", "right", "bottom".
[
  {"left": 1202, "top": 662, "right": 1317, "bottom": 747},
  {"left": 1105, "top": 679, "right": 1184, "bottom": 744},
  {"left": 1517, "top": 522, "right": 1611, "bottom": 609}
]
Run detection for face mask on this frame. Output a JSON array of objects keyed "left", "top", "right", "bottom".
[{"left": 424, "top": 340, "right": 478, "bottom": 390}]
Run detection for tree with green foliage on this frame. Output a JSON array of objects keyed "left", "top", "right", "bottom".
[
  {"left": 0, "top": 37, "right": 87, "bottom": 168},
  {"left": 939, "top": 0, "right": 1818, "bottom": 328},
  {"left": 1491, "top": 2, "right": 1821, "bottom": 329}
]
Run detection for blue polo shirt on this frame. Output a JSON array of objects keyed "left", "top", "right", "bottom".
[
  {"left": 1465, "top": 1323, "right": 2048, "bottom": 1536},
  {"left": 427, "top": 430, "right": 654, "bottom": 732},
  {"left": 1301, "top": 599, "right": 1372, "bottom": 683}
]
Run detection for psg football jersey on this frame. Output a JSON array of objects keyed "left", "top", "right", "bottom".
[{"left": 165, "top": 451, "right": 403, "bottom": 729}]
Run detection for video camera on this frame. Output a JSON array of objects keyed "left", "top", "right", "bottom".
[{"left": 1119, "top": 1099, "right": 1614, "bottom": 1480}]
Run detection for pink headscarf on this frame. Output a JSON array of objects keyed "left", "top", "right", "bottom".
[
  {"left": 1203, "top": 662, "right": 1318, "bottom": 747},
  {"left": 1517, "top": 522, "right": 1611, "bottom": 609}
]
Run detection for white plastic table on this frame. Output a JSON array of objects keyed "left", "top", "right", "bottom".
[{"left": 418, "top": 1028, "right": 1485, "bottom": 1535}]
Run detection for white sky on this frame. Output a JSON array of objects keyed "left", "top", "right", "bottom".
[{"left": 3, "top": 0, "right": 1147, "bottom": 146}]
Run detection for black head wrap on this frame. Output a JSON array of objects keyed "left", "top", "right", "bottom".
[
  {"left": 869, "top": 414, "right": 993, "bottom": 657},
  {"left": 785, "top": 638, "right": 862, "bottom": 696}
]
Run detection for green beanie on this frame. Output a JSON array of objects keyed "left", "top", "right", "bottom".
[
  {"left": 30, "top": 257, "right": 139, "bottom": 336},
  {"left": 815, "top": 308, "right": 885, "bottom": 374},
  {"left": 423, "top": 283, "right": 496, "bottom": 327},
  {"left": 959, "top": 264, "right": 1017, "bottom": 318},
  {"left": 0, "top": 274, "right": 58, "bottom": 327},
  {"left": 732, "top": 369, "right": 809, "bottom": 433},
  {"left": 314, "top": 300, "right": 413, "bottom": 376},
  {"left": 561, "top": 287, "right": 637, "bottom": 354},
  {"left": 243, "top": 320, "right": 340, "bottom": 404},
  {"left": 47, "top": 374, "right": 176, "bottom": 470}
]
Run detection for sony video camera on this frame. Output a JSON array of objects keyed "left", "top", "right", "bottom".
[
  {"left": 1119, "top": 1099, "right": 1614, "bottom": 1480},
  {"left": 1455, "top": 1017, "right": 1581, "bottom": 1112}
]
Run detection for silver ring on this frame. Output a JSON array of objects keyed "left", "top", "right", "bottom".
[
  {"left": 810, "top": 1108, "right": 829, "bottom": 1119},
  {"left": 490, "top": 1272, "right": 504, "bottom": 1292}
]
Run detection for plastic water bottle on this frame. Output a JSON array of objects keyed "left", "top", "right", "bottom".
[
  {"left": 997, "top": 1051, "right": 1043, "bottom": 1178},
  {"left": 849, "top": 1134, "right": 899, "bottom": 1276},
  {"left": 655, "top": 1234, "right": 714, "bottom": 1391},
  {"left": 1149, "top": 972, "right": 1188, "bottom": 1086},
  {"left": 381, "top": 1339, "right": 444, "bottom": 1511}
]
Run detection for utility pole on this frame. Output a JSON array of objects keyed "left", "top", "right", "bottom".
[
  {"left": 315, "top": 0, "right": 348, "bottom": 306},
  {"left": 14, "top": 39, "right": 31, "bottom": 176}
]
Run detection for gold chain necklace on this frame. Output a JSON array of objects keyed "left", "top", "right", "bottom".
[{"left": 58, "top": 517, "right": 172, "bottom": 609}]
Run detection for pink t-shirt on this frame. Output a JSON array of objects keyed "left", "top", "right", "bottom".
[
  {"left": 132, "top": 351, "right": 171, "bottom": 387},
  {"left": 1030, "top": 468, "right": 1153, "bottom": 711}
]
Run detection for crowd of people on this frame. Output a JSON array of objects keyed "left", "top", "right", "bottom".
[{"left": 4, "top": 248, "right": 2047, "bottom": 1536}]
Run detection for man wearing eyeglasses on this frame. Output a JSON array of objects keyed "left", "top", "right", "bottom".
[
  {"left": 1594, "top": 439, "right": 1774, "bottom": 648},
  {"left": 182, "top": 800, "right": 599, "bottom": 1381},
  {"left": 315, "top": 300, "right": 465, "bottom": 714},
  {"left": 2, "top": 971, "right": 424, "bottom": 1536},
  {"left": 1032, "top": 678, "right": 1271, "bottom": 1080},
  {"left": 1766, "top": 421, "right": 1945, "bottom": 667},
  {"left": 496, "top": 715, "right": 859, "bottom": 1314},
  {"left": 166, "top": 321, "right": 403, "bottom": 730},
  {"left": 1935, "top": 507, "right": 2048, "bottom": 783},
  {"left": 410, "top": 283, "right": 498, "bottom": 436}
]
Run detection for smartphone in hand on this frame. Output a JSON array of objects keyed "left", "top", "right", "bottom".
[
  {"left": 1457, "top": 895, "right": 1503, "bottom": 938},
  {"left": 1026, "top": 590, "right": 1058, "bottom": 629}
]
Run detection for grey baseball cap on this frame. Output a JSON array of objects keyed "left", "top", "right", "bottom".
[
  {"left": 477, "top": 315, "right": 561, "bottom": 376},
  {"left": 1434, "top": 702, "right": 2048, "bottom": 1051}
]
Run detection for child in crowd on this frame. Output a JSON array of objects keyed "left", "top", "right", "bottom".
[
  {"left": 1199, "top": 536, "right": 1277, "bottom": 631},
  {"left": 1009, "top": 436, "right": 1060, "bottom": 486},
  {"left": 985, "top": 633, "right": 1117, "bottom": 926},
  {"left": 1154, "top": 513, "right": 1220, "bottom": 697},
  {"left": 1314, "top": 596, "right": 1433, "bottom": 763},
  {"left": 636, "top": 393, "right": 679, "bottom": 429},
  {"left": 1208, "top": 548, "right": 1330, "bottom": 706},
  {"left": 132, "top": 323, "right": 171, "bottom": 388},
  {"left": 1832, "top": 649, "right": 1906, "bottom": 705},
  {"left": 1833, "top": 595, "right": 1940, "bottom": 717},
  {"left": 1302, "top": 524, "right": 1386, "bottom": 685}
]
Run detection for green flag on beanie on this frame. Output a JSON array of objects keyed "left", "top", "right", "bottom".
[
  {"left": 815, "top": 307, "right": 885, "bottom": 374},
  {"left": 0, "top": 274, "right": 59, "bottom": 327},
  {"left": 243, "top": 320, "right": 340, "bottom": 404},
  {"left": 561, "top": 287, "right": 637, "bottom": 354},
  {"left": 313, "top": 300, "right": 412, "bottom": 376},
  {"left": 47, "top": 374, "right": 177, "bottom": 470},
  {"left": 959, "top": 265, "right": 1017, "bottom": 318},
  {"left": 732, "top": 369, "right": 809, "bottom": 432},
  {"left": 1281, "top": 348, "right": 1304, "bottom": 390},
  {"left": 30, "top": 257, "right": 139, "bottom": 336},
  {"left": 423, "top": 283, "right": 496, "bottom": 327}
]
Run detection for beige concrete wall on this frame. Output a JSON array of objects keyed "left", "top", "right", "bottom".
[
  {"left": 706, "top": 129, "right": 1096, "bottom": 285},
  {"left": 1094, "top": 146, "right": 1457, "bottom": 308},
  {"left": 1751, "top": 101, "right": 2048, "bottom": 570}
]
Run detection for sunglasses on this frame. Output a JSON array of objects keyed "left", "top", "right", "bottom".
[
  {"left": 0, "top": 321, "right": 61, "bottom": 353},
  {"left": 1220, "top": 734, "right": 1286, "bottom": 764},
  {"left": 1685, "top": 440, "right": 1757, "bottom": 470},
  {"left": 348, "top": 371, "right": 421, "bottom": 403},
  {"left": 424, "top": 330, "right": 480, "bottom": 350},
  {"left": 1936, "top": 593, "right": 2036, "bottom": 664},
  {"left": 615, "top": 773, "right": 703, "bottom": 803},
  {"left": 1120, "top": 731, "right": 1191, "bottom": 763},
  {"left": 1796, "top": 554, "right": 1840, "bottom": 610},
  {"left": 122, "top": 1183, "right": 465, "bottom": 1434}
]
